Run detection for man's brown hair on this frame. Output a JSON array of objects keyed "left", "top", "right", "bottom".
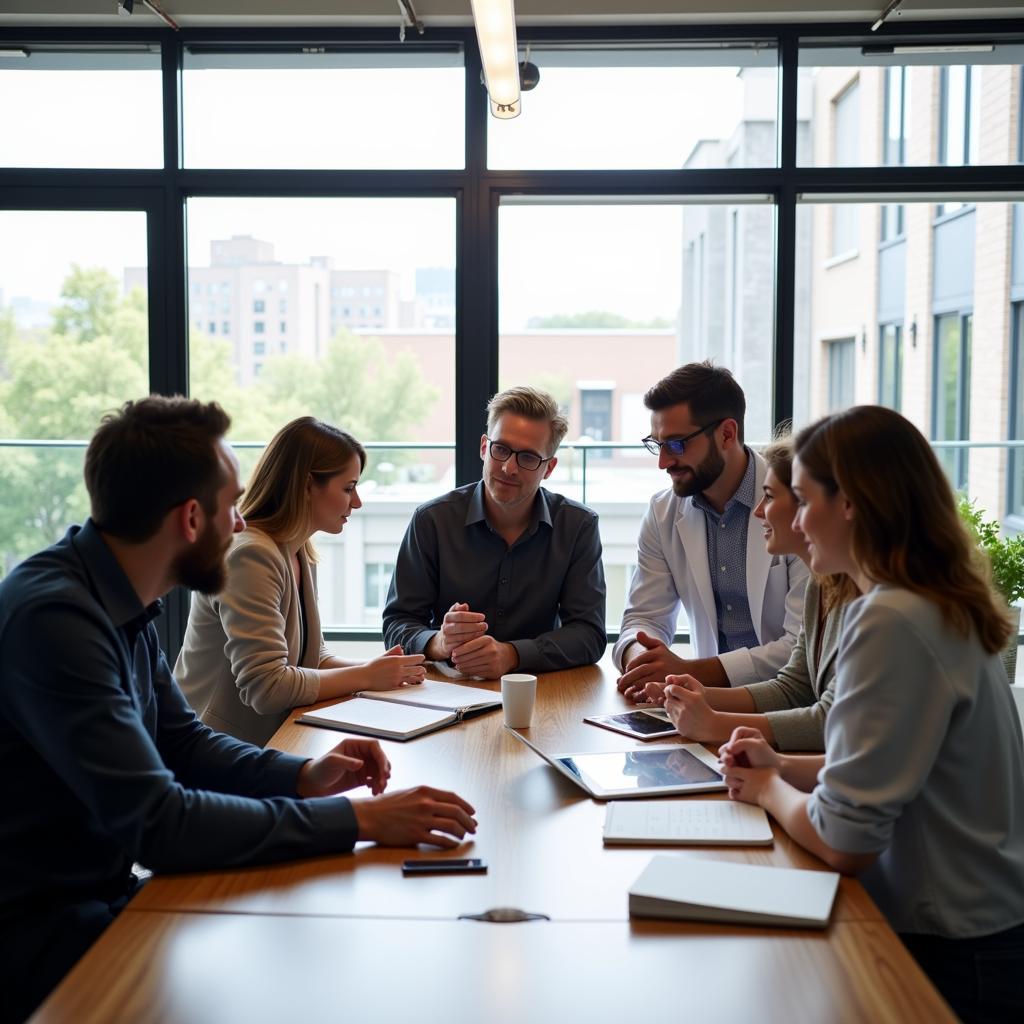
[
  {"left": 84, "top": 396, "right": 231, "bottom": 542},
  {"left": 644, "top": 361, "right": 746, "bottom": 441}
]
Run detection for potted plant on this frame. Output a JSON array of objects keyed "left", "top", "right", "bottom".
[{"left": 957, "top": 495, "right": 1024, "bottom": 683}]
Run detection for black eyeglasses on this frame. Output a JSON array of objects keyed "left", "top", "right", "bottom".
[
  {"left": 486, "top": 439, "right": 552, "bottom": 472},
  {"left": 641, "top": 418, "right": 725, "bottom": 457}
]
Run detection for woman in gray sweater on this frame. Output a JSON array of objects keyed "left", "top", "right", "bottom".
[
  {"left": 176, "top": 417, "right": 426, "bottom": 745},
  {"left": 720, "top": 406, "right": 1024, "bottom": 1024},
  {"left": 643, "top": 436, "right": 856, "bottom": 750}
]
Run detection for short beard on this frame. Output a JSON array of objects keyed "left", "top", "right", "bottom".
[
  {"left": 173, "top": 521, "right": 229, "bottom": 594},
  {"left": 671, "top": 442, "right": 725, "bottom": 498}
]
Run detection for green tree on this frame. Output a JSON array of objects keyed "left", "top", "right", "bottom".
[
  {"left": 1, "top": 269, "right": 439, "bottom": 575},
  {"left": 51, "top": 265, "right": 121, "bottom": 343}
]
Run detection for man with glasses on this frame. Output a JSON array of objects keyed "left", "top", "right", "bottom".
[
  {"left": 614, "top": 362, "right": 807, "bottom": 698},
  {"left": 383, "top": 386, "right": 606, "bottom": 678}
]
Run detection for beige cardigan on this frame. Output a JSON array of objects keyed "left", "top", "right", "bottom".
[{"left": 174, "top": 529, "right": 329, "bottom": 746}]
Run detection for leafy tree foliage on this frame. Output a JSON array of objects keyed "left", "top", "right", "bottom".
[{"left": 0, "top": 268, "right": 437, "bottom": 575}]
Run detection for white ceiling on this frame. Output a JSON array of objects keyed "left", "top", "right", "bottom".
[{"left": 0, "top": 1, "right": 1022, "bottom": 29}]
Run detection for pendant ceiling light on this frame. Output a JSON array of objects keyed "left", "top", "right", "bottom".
[{"left": 471, "top": 0, "right": 521, "bottom": 119}]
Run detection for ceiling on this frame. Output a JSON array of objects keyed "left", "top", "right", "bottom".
[{"left": 0, "top": 1, "right": 1022, "bottom": 29}]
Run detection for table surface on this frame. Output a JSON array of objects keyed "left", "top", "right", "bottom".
[{"left": 33, "top": 655, "right": 956, "bottom": 1023}]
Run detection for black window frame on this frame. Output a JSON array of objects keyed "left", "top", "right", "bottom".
[{"left": 2, "top": 20, "right": 1024, "bottom": 646}]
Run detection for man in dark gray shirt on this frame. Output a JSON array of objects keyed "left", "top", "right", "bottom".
[
  {"left": 0, "top": 397, "right": 475, "bottom": 1021},
  {"left": 383, "top": 387, "right": 606, "bottom": 677}
]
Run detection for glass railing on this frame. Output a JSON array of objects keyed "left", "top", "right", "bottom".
[{"left": 4, "top": 437, "right": 1024, "bottom": 644}]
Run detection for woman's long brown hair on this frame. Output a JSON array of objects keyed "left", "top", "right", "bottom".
[
  {"left": 241, "top": 417, "right": 366, "bottom": 563},
  {"left": 794, "top": 406, "right": 1011, "bottom": 654}
]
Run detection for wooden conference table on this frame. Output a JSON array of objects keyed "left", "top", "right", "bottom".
[{"left": 34, "top": 654, "right": 955, "bottom": 1024}]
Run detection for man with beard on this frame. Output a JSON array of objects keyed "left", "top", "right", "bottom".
[
  {"left": 383, "top": 386, "right": 606, "bottom": 679},
  {"left": 0, "top": 397, "right": 476, "bottom": 1022},
  {"left": 614, "top": 362, "right": 808, "bottom": 699}
]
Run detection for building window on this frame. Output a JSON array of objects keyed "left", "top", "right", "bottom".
[
  {"left": 207, "top": 321, "right": 216, "bottom": 334},
  {"left": 580, "top": 387, "right": 614, "bottom": 460},
  {"left": 827, "top": 337, "right": 856, "bottom": 411},
  {"left": 253, "top": 361, "right": 263, "bottom": 377},
  {"left": 279, "top": 299, "right": 287, "bottom": 313},
  {"left": 253, "top": 341, "right": 265, "bottom": 356},
  {"left": 253, "top": 321, "right": 265, "bottom": 334},
  {"left": 1009, "top": 303, "right": 1024, "bottom": 516},
  {"left": 883, "top": 66, "right": 907, "bottom": 166},
  {"left": 831, "top": 80, "right": 860, "bottom": 255},
  {"left": 881, "top": 69, "right": 905, "bottom": 242},
  {"left": 279, "top": 321, "right": 287, "bottom": 333},
  {"left": 878, "top": 323, "right": 903, "bottom": 410},
  {"left": 940, "top": 65, "right": 980, "bottom": 167},
  {"left": 253, "top": 299, "right": 265, "bottom": 313},
  {"left": 221, "top": 320, "right": 230, "bottom": 334},
  {"left": 364, "top": 563, "right": 395, "bottom": 610},
  {"left": 933, "top": 311, "right": 973, "bottom": 490}
]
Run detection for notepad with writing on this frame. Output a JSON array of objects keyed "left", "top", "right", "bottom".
[
  {"left": 629, "top": 855, "right": 840, "bottom": 929},
  {"left": 604, "top": 800, "right": 774, "bottom": 846}
]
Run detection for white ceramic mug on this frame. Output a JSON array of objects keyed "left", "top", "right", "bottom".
[{"left": 501, "top": 673, "right": 538, "bottom": 729}]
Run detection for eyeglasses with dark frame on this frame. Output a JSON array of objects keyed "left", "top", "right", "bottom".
[
  {"left": 640, "top": 418, "right": 725, "bottom": 457},
  {"left": 485, "top": 438, "right": 553, "bottom": 472}
]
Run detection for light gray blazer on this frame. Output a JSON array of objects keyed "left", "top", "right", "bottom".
[
  {"left": 175, "top": 529, "right": 328, "bottom": 747},
  {"left": 613, "top": 451, "right": 809, "bottom": 685},
  {"left": 744, "top": 578, "right": 843, "bottom": 751}
]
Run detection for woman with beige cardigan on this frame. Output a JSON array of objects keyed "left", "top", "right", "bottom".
[
  {"left": 175, "top": 417, "right": 426, "bottom": 746},
  {"left": 640, "top": 436, "right": 857, "bottom": 751}
]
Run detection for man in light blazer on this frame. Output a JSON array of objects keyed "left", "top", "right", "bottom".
[{"left": 614, "top": 361, "right": 808, "bottom": 698}]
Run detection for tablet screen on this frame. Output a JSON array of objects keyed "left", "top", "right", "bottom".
[
  {"left": 557, "top": 747, "right": 721, "bottom": 794},
  {"left": 597, "top": 711, "right": 676, "bottom": 736}
]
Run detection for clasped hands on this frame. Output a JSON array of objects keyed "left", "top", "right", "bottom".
[
  {"left": 427, "top": 602, "right": 518, "bottom": 679},
  {"left": 616, "top": 630, "right": 697, "bottom": 702}
]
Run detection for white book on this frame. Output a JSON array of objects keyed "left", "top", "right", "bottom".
[
  {"left": 629, "top": 855, "right": 840, "bottom": 929},
  {"left": 358, "top": 679, "right": 501, "bottom": 716},
  {"left": 604, "top": 800, "right": 774, "bottom": 846},
  {"left": 297, "top": 697, "right": 459, "bottom": 742}
]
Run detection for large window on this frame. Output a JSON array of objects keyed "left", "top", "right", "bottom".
[
  {"left": 498, "top": 198, "right": 774, "bottom": 630},
  {"left": 488, "top": 44, "right": 778, "bottom": 170},
  {"left": 182, "top": 47, "right": 465, "bottom": 169},
  {"left": 3, "top": 23, "right": 1023, "bottom": 644},
  {"left": 187, "top": 197, "right": 456, "bottom": 628},
  {"left": 0, "top": 48, "right": 163, "bottom": 168},
  {"left": 0, "top": 210, "right": 150, "bottom": 574}
]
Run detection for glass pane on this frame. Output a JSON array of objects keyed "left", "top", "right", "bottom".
[
  {"left": 795, "top": 199, "right": 1018, "bottom": 521},
  {"left": 499, "top": 199, "right": 775, "bottom": 630},
  {"left": 0, "top": 210, "right": 150, "bottom": 574},
  {"left": 1012, "top": 304, "right": 1024, "bottom": 516},
  {"left": 799, "top": 44, "right": 1024, "bottom": 167},
  {"left": 186, "top": 197, "right": 455, "bottom": 628},
  {"left": 878, "top": 323, "right": 902, "bottom": 410},
  {"left": 182, "top": 48, "right": 464, "bottom": 169},
  {"left": 489, "top": 44, "right": 778, "bottom": 169},
  {"left": 0, "top": 48, "right": 163, "bottom": 168}
]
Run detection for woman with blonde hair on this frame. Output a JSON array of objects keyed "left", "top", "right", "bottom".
[
  {"left": 719, "top": 405, "right": 1024, "bottom": 1024},
  {"left": 176, "top": 416, "right": 425, "bottom": 745},
  {"left": 639, "top": 433, "right": 857, "bottom": 750}
]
